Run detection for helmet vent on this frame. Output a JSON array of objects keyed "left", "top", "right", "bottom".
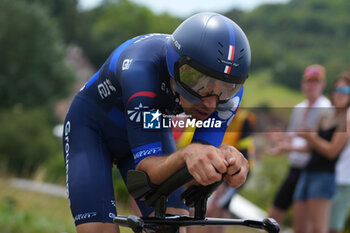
[
  {"left": 217, "top": 58, "right": 223, "bottom": 63},
  {"left": 238, "top": 49, "right": 245, "bottom": 60},
  {"left": 217, "top": 42, "right": 224, "bottom": 57}
]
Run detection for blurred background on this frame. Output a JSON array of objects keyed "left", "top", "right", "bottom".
[{"left": 0, "top": 0, "right": 349, "bottom": 232}]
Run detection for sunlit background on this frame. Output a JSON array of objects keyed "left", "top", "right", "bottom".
[
  {"left": 0, "top": 0, "right": 349, "bottom": 232},
  {"left": 79, "top": 0, "right": 290, "bottom": 16}
]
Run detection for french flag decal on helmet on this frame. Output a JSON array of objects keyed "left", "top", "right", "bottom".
[{"left": 224, "top": 45, "right": 235, "bottom": 74}]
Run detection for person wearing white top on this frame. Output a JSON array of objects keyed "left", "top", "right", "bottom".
[{"left": 267, "top": 64, "right": 331, "bottom": 228}]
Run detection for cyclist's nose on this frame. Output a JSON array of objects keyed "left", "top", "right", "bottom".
[{"left": 200, "top": 95, "right": 218, "bottom": 110}]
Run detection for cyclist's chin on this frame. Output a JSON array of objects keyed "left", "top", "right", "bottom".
[{"left": 192, "top": 109, "right": 212, "bottom": 120}]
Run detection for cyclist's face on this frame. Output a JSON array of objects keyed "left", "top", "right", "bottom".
[
  {"left": 180, "top": 95, "right": 218, "bottom": 120},
  {"left": 179, "top": 64, "right": 240, "bottom": 102},
  {"left": 169, "top": 78, "right": 218, "bottom": 120},
  {"left": 192, "top": 79, "right": 223, "bottom": 100}
]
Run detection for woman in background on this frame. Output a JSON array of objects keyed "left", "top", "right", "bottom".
[
  {"left": 288, "top": 72, "right": 350, "bottom": 233},
  {"left": 328, "top": 73, "right": 350, "bottom": 233}
]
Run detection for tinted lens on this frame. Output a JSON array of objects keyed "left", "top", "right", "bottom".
[
  {"left": 179, "top": 64, "right": 241, "bottom": 101},
  {"left": 334, "top": 86, "right": 350, "bottom": 94}
]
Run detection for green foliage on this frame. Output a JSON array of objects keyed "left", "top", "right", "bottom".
[
  {"left": 271, "top": 58, "right": 306, "bottom": 91},
  {"left": 240, "top": 154, "right": 289, "bottom": 210},
  {"left": 79, "top": 0, "right": 182, "bottom": 67},
  {"left": 88, "top": 0, "right": 154, "bottom": 66},
  {"left": 113, "top": 168, "right": 130, "bottom": 203},
  {"left": 22, "top": 0, "right": 81, "bottom": 43},
  {"left": 0, "top": 180, "right": 75, "bottom": 233},
  {"left": 0, "top": 107, "right": 61, "bottom": 176},
  {"left": 41, "top": 152, "right": 65, "bottom": 184},
  {"left": 0, "top": 178, "right": 134, "bottom": 233},
  {"left": 241, "top": 69, "right": 304, "bottom": 108},
  {"left": 0, "top": 0, "right": 74, "bottom": 109},
  {"left": 0, "top": 201, "right": 74, "bottom": 233},
  {"left": 227, "top": 0, "right": 350, "bottom": 90}
]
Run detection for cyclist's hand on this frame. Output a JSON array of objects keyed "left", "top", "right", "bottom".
[
  {"left": 183, "top": 143, "right": 228, "bottom": 186},
  {"left": 219, "top": 144, "right": 249, "bottom": 188}
]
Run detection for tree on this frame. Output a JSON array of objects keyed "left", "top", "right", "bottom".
[
  {"left": 79, "top": 0, "right": 181, "bottom": 67},
  {"left": 22, "top": 0, "right": 81, "bottom": 43},
  {"left": 225, "top": 0, "right": 350, "bottom": 89},
  {"left": 0, "top": 107, "right": 61, "bottom": 176},
  {"left": 0, "top": 0, "right": 74, "bottom": 109}
]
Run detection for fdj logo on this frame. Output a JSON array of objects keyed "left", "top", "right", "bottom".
[{"left": 143, "top": 110, "right": 162, "bottom": 129}]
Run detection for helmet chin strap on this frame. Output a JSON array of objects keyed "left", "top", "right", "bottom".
[{"left": 174, "top": 81, "right": 235, "bottom": 111}]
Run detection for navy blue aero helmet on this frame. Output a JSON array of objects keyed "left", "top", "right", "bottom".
[{"left": 166, "top": 12, "right": 251, "bottom": 111}]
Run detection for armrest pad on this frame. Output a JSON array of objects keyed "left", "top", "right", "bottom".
[{"left": 127, "top": 170, "right": 159, "bottom": 200}]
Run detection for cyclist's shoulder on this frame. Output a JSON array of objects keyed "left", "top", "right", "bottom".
[
  {"left": 116, "top": 33, "right": 170, "bottom": 78},
  {"left": 133, "top": 33, "right": 170, "bottom": 44},
  {"left": 102, "top": 33, "right": 169, "bottom": 74},
  {"left": 124, "top": 33, "right": 169, "bottom": 55}
]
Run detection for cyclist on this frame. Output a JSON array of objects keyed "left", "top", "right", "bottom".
[{"left": 63, "top": 12, "right": 251, "bottom": 233}]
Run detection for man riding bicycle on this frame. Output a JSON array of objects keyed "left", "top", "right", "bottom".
[{"left": 63, "top": 12, "right": 251, "bottom": 233}]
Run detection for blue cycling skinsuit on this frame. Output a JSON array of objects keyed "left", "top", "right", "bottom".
[{"left": 63, "top": 33, "right": 243, "bottom": 226}]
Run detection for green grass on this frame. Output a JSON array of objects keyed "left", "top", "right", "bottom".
[
  {"left": 239, "top": 153, "right": 290, "bottom": 211},
  {"left": 0, "top": 178, "right": 133, "bottom": 233},
  {"left": 241, "top": 69, "right": 305, "bottom": 108},
  {"left": 0, "top": 178, "right": 75, "bottom": 233}
]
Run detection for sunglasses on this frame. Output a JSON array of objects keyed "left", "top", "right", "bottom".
[{"left": 333, "top": 86, "right": 350, "bottom": 94}]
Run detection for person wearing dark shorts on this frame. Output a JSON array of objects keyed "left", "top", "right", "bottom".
[
  {"left": 273, "top": 167, "right": 302, "bottom": 211},
  {"left": 266, "top": 64, "right": 331, "bottom": 227}
]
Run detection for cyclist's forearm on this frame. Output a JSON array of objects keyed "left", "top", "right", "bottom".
[{"left": 135, "top": 150, "right": 186, "bottom": 185}]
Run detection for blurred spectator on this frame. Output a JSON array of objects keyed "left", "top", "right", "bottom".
[
  {"left": 290, "top": 72, "right": 350, "bottom": 233},
  {"left": 329, "top": 136, "right": 350, "bottom": 233},
  {"left": 266, "top": 64, "right": 331, "bottom": 227},
  {"left": 328, "top": 74, "right": 350, "bottom": 233}
]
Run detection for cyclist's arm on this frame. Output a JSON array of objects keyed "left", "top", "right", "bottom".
[
  {"left": 136, "top": 143, "right": 227, "bottom": 185},
  {"left": 136, "top": 142, "right": 247, "bottom": 187}
]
